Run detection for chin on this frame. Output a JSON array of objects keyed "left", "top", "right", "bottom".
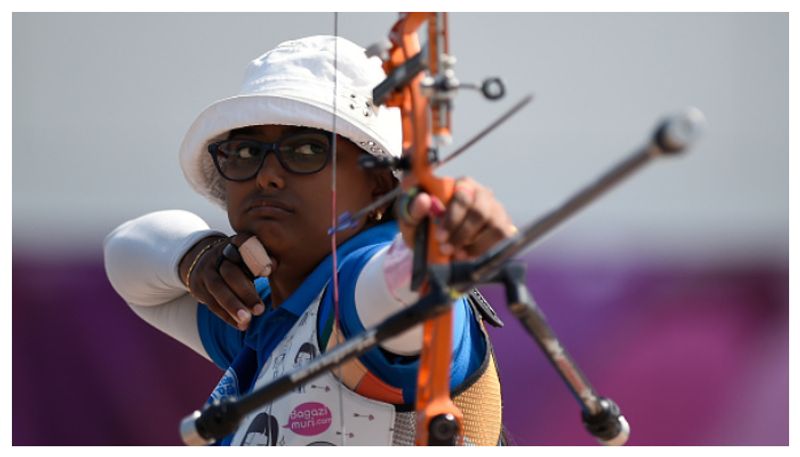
[{"left": 249, "top": 221, "right": 289, "bottom": 248}]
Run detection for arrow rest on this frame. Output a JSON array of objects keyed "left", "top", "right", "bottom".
[
  {"left": 357, "top": 148, "right": 439, "bottom": 172},
  {"left": 358, "top": 154, "right": 411, "bottom": 171}
]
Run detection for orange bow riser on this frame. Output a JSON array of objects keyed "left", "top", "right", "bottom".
[{"left": 378, "top": 12, "right": 462, "bottom": 446}]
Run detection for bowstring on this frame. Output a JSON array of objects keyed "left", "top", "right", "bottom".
[{"left": 329, "top": 12, "right": 347, "bottom": 446}]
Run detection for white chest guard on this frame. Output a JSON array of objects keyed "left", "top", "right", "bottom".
[{"left": 229, "top": 291, "right": 410, "bottom": 446}]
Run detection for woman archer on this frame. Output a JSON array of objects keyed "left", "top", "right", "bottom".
[{"left": 104, "top": 35, "right": 516, "bottom": 446}]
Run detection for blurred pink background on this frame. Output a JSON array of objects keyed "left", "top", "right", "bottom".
[{"left": 12, "top": 249, "right": 787, "bottom": 445}]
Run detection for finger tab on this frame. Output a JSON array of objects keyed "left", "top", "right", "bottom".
[{"left": 239, "top": 236, "right": 273, "bottom": 277}]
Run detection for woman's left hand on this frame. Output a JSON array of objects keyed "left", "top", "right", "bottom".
[{"left": 397, "top": 177, "right": 517, "bottom": 261}]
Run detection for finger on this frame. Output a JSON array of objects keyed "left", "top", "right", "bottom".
[
  {"left": 230, "top": 232, "right": 256, "bottom": 248},
  {"left": 205, "top": 301, "right": 241, "bottom": 329},
  {"left": 187, "top": 282, "right": 241, "bottom": 329},
  {"left": 461, "top": 216, "right": 511, "bottom": 257},
  {"left": 219, "top": 260, "right": 266, "bottom": 316},
  {"left": 438, "top": 178, "right": 477, "bottom": 244},
  {"left": 447, "top": 185, "right": 494, "bottom": 248},
  {"left": 184, "top": 238, "right": 255, "bottom": 329},
  {"left": 412, "top": 192, "right": 435, "bottom": 221},
  {"left": 454, "top": 211, "right": 517, "bottom": 260},
  {"left": 204, "top": 275, "right": 253, "bottom": 331},
  {"left": 398, "top": 191, "right": 432, "bottom": 227}
]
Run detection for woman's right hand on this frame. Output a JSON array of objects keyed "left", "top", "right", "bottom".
[{"left": 179, "top": 234, "right": 266, "bottom": 331}]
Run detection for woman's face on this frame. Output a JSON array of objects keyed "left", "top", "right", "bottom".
[{"left": 223, "top": 125, "right": 391, "bottom": 273}]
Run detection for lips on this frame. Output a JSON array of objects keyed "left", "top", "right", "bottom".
[{"left": 247, "top": 197, "right": 295, "bottom": 216}]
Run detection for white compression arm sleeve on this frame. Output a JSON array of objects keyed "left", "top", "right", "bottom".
[
  {"left": 354, "top": 234, "right": 422, "bottom": 355},
  {"left": 103, "top": 209, "right": 226, "bottom": 361}
]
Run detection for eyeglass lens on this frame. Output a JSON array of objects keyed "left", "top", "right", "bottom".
[{"left": 211, "top": 131, "right": 331, "bottom": 180}]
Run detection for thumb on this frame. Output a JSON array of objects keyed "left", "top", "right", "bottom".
[{"left": 398, "top": 191, "right": 443, "bottom": 246}]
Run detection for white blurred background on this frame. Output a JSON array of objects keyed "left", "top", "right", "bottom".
[{"left": 13, "top": 13, "right": 788, "bottom": 263}]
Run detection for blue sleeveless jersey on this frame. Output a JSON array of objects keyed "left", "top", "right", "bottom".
[{"left": 196, "top": 222, "right": 486, "bottom": 444}]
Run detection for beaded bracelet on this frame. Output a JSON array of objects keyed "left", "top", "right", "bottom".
[{"left": 184, "top": 237, "right": 228, "bottom": 291}]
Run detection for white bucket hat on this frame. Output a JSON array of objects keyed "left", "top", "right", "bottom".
[{"left": 179, "top": 35, "right": 402, "bottom": 208}]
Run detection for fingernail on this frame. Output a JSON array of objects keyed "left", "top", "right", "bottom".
[
  {"left": 237, "top": 309, "right": 251, "bottom": 323},
  {"left": 253, "top": 303, "right": 265, "bottom": 316},
  {"left": 430, "top": 198, "right": 446, "bottom": 216}
]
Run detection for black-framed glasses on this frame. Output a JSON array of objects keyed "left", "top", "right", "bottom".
[{"left": 207, "top": 129, "right": 332, "bottom": 181}]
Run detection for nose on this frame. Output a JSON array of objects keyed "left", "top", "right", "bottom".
[{"left": 255, "top": 151, "right": 286, "bottom": 190}]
